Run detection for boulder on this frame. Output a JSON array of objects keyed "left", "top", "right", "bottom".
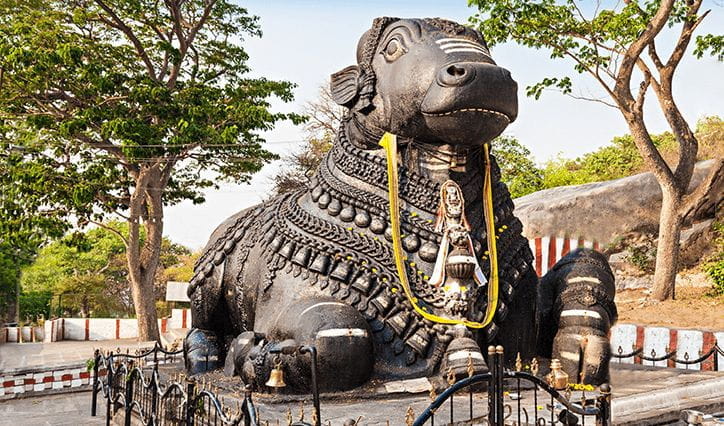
[{"left": 513, "top": 159, "right": 722, "bottom": 244}]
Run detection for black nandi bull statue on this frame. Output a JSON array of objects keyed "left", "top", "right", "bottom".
[{"left": 185, "top": 17, "right": 617, "bottom": 392}]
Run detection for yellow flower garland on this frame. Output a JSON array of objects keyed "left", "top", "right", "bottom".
[{"left": 378, "top": 133, "right": 499, "bottom": 329}]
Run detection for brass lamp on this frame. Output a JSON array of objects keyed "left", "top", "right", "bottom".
[{"left": 546, "top": 359, "right": 569, "bottom": 390}]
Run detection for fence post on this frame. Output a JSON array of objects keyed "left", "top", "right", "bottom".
[
  {"left": 243, "top": 384, "right": 256, "bottom": 426},
  {"left": 714, "top": 345, "right": 719, "bottom": 371},
  {"left": 124, "top": 370, "right": 134, "bottom": 426},
  {"left": 495, "top": 346, "right": 505, "bottom": 426},
  {"left": 150, "top": 373, "right": 158, "bottom": 423},
  {"left": 106, "top": 354, "right": 113, "bottom": 426},
  {"left": 596, "top": 383, "right": 611, "bottom": 426},
  {"left": 300, "top": 345, "right": 321, "bottom": 426},
  {"left": 487, "top": 346, "right": 496, "bottom": 425},
  {"left": 186, "top": 381, "right": 196, "bottom": 426},
  {"left": 91, "top": 349, "right": 100, "bottom": 416}
]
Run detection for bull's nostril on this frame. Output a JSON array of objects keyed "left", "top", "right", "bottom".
[{"left": 447, "top": 65, "right": 466, "bottom": 77}]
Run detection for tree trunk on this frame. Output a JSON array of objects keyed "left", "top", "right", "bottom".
[
  {"left": 127, "top": 268, "right": 160, "bottom": 341},
  {"left": 125, "top": 166, "right": 163, "bottom": 342},
  {"left": 651, "top": 187, "right": 684, "bottom": 300}
]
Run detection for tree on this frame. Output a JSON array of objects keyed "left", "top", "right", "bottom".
[
  {"left": 271, "top": 86, "right": 341, "bottom": 195},
  {"left": 21, "top": 222, "right": 193, "bottom": 318},
  {"left": 0, "top": 0, "right": 301, "bottom": 339},
  {"left": 470, "top": 0, "right": 724, "bottom": 300},
  {"left": 492, "top": 135, "right": 544, "bottom": 198}
]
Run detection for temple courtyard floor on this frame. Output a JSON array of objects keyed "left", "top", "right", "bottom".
[{"left": 0, "top": 340, "right": 723, "bottom": 424}]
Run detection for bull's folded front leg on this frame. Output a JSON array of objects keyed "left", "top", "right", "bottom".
[
  {"left": 184, "top": 328, "right": 221, "bottom": 375},
  {"left": 237, "top": 297, "right": 374, "bottom": 392},
  {"left": 537, "top": 249, "right": 617, "bottom": 385}
]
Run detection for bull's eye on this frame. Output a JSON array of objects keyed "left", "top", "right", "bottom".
[{"left": 382, "top": 38, "right": 406, "bottom": 62}]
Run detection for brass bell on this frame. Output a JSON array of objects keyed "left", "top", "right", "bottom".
[{"left": 265, "top": 357, "right": 286, "bottom": 388}]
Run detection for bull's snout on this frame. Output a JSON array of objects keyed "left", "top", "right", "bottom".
[
  {"left": 422, "top": 61, "right": 518, "bottom": 121},
  {"left": 437, "top": 63, "right": 476, "bottom": 87},
  {"left": 436, "top": 62, "right": 514, "bottom": 92},
  {"left": 421, "top": 61, "right": 518, "bottom": 145}
]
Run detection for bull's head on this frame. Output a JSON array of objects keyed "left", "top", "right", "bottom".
[{"left": 331, "top": 17, "right": 518, "bottom": 146}]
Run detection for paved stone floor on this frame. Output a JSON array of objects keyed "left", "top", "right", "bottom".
[
  {"left": 1, "top": 343, "right": 722, "bottom": 425},
  {"left": 0, "top": 339, "right": 155, "bottom": 373},
  {"left": 0, "top": 391, "right": 104, "bottom": 426}
]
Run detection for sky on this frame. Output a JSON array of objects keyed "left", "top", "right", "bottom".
[{"left": 164, "top": 0, "right": 723, "bottom": 250}]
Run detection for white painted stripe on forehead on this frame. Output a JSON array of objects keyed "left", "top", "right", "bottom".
[
  {"left": 436, "top": 37, "right": 485, "bottom": 47},
  {"left": 441, "top": 47, "right": 493, "bottom": 59},
  {"left": 438, "top": 42, "right": 489, "bottom": 51}
]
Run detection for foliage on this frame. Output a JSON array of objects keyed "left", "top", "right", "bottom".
[
  {"left": 533, "top": 118, "right": 719, "bottom": 191},
  {"left": 704, "top": 221, "right": 724, "bottom": 295},
  {"left": 20, "top": 222, "right": 191, "bottom": 318},
  {"left": 161, "top": 251, "right": 200, "bottom": 283},
  {"left": 0, "top": 0, "right": 301, "bottom": 336},
  {"left": 625, "top": 240, "right": 658, "bottom": 274},
  {"left": 0, "top": 245, "right": 22, "bottom": 321},
  {"left": 18, "top": 290, "right": 52, "bottom": 322},
  {"left": 694, "top": 116, "right": 724, "bottom": 161},
  {"left": 469, "top": 0, "right": 720, "bottom": 300},
  {"left": 272, "top": 135, "right": 333, "bottom": 195},
  {"left": 272, "top": 86, "right": 341, "bottom": 196},
  {"left": 469, "top": 0, "right": 719, "bottom": 101},
  {"left": 492, "top": 135, "right": 544, "bottom": 198}
]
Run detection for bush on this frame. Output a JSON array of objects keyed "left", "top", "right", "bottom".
[
  {"left": 704, "top": 222, "right": 724, "bottom": 295},
  {"left": 19, "top": 290, "right": 52, "bottom": 321}
]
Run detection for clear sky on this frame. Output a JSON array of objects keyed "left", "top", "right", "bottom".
[{"left": 164, "top": 0, "right": 723, "bottom": 250}]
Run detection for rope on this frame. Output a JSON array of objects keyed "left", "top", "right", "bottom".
[{"left": 379, "top": 133, "right": 498, "bottom": 329}]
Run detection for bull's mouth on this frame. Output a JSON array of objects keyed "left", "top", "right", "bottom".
[{"left": 421, "top": 107, "right": 512, "bottom": 123}]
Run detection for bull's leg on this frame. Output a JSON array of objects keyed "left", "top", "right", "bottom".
[
  {"left": 236, "top": 297, "right": 374, "bottom": 392},
  {"left": 184, "top": 262, "right": 227, "bottom": 375},
  {"left": 537, "top": 249, "right": 617, "bottom": 385}
]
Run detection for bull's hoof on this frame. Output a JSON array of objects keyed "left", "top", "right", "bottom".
[
  {"left": 184, "top": 328, "right": 220, "bottom": 375},
  {"left": 553, "top": 331, "right": 610, "bottom": 385},
  {"left": 223, "top": 331, "right": 264, "bottom": 376}
]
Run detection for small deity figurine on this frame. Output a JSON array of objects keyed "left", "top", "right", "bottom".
[{"left": 429, "top": 180, "right": 486, "bottom": 316}]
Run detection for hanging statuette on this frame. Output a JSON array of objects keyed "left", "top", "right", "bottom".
[{"left": 428, "top": 180, "right": 486, "bottom": 318}]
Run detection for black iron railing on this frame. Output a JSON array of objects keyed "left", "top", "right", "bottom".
[
  {"left": 90, "top": 342, "right": 258, "bottom": 426},
  {"left": 611, "top": 342, "right": 723, "bottom": 370},
  {"left": 413, "top": 346, "right": 611, "bottom": 426}
]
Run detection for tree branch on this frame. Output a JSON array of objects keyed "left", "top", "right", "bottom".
[
  {"left": 93, "top": 0, "right": 158, "bottom": 81},
  {"left": 682, "top": 159, "right": 724, "bottom": 224},
  {"left": 614, "top": 0, "right": 674, "bottom": 99},
  {"left": 90, "top": 219, "right": 129, "bottom": 247},
  {"left": 664, "top": 2, "right": 707, "bottom": 83}
]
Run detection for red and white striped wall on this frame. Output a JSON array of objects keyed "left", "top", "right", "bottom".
[
  {"left": 1, "top": 309, "right": 192, "bottom": 344},
  {"left": 610, "top": 324, "right": 724, "bottom": 371},
  {"left": 0, "top": 366, "right": 103, "bottom": 397},
  {"left": 529, "top": 236, "right": 601, "bottom": 277}
]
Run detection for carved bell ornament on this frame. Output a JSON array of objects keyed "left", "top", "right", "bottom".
[
  {"left": 265, "top": 357, "right": 286, "bottom": 388},
  {"left": 546, "top": 358, "right": 569, "bottom": 390}
]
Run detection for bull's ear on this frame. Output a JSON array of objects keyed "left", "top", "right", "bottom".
[{"left": 330, "top": 65, "right": 360, "bottom": 108}]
